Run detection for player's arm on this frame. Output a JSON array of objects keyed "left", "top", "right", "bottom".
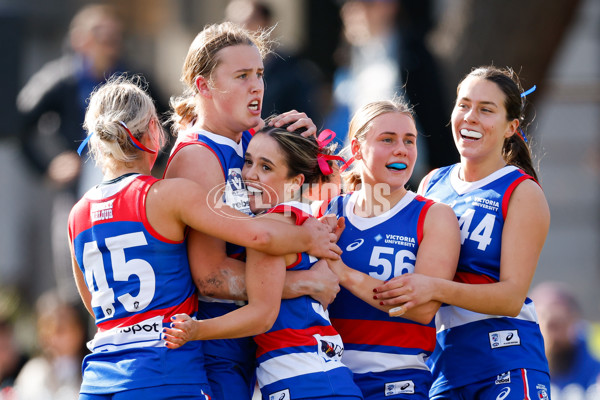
[
  {"left": 375, "top": 180, "right": 550, "bottom": 317},
  {"left": 163, "top": 145, "right": 250, "bottom": 299},
  {"left": 157, "top": 146, "right": 340, "bottom": 299},
  {"left": 389, "top": 202, "right": 459, "bottom": 322},
  {"left": 329, "top": 203, "right": 460, "bottom": 324},
  {"left": 163, "top": 250, "right": 286, "bottom": 347},
  {"left": 163, "top": 216, "right": 293, "bottom": 348},
  {"left": 68, "top": 235, "right": 94, "bottom": 317}
]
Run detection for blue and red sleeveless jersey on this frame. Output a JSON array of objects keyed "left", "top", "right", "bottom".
[
  {"left": 253, "top": 201, "right": 363, "bottom": 400},
  {"left": 326, "top": 191, "right": 436, "bottom": 395},
  {"left": 420, "top": 164, "right": 549, "bottom": 395},
  {"left": 165, "top": 128, "right": 255, "bottom": 363},
  {"left": 68, "top": 174, "right": 208, "bottom": 394}
]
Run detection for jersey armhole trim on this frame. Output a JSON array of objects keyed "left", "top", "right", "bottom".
[{"left": 139, "top": 176, "right": 185, "bottom": 244}]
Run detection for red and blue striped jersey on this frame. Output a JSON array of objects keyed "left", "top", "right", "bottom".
[
  {"left": 420, "top": 164, "right": 549, "bottom": 395},
  {"left": 68, "top": 174, "right": 208, "bottom": 394},
  {"left": 326, "top": 191, "right": 435, "bottom": 397},
  {"left": 165, "top": 128, "right": 257, "bottom": 363},
  {"left": 254, "top": 201, "right": 363, "bottom": 400}
]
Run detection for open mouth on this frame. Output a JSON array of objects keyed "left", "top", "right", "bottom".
[
  {"left": 248, "top": 100, "right": 260, "bottom": 112},
  {"left": 386, "top": 162, "right": 407, "bottom": 171},
  {"left": 460, "top": 128, "right": 483, "bottom": 139}
]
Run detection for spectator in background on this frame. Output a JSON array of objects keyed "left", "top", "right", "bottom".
[
  {"left": 0, "top": 317, "right": 28, "bottom": 398},
  {"left": 530, "top": 282, "right": 600, "bottom": 397},
  {"left": 326, "top": 0, "right": 457, "bottom": 182},
  {"left": 15, "top": 4, "right": 166, "bottom": 301},
  {"left": 13, "top": 291, "right": 88, "bottom": 400},
  {"left": 225, "top": 0, "right": 326, "bottom": 127}
]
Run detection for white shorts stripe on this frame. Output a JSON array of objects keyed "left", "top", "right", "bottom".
[
  {"left": 522, "top": 368, "right": 531, "bottom": 400},
  {"left": 256, "top": 352, "right": 348, "bottom": 388},
  {"left": 89, "top": 315, "right": 164, "bottom": 352},
  {"left": 436, "top": 301, "right": 539, "bottom": 332},
  {"left": 342, "top": 350, "right": 429, "bottom": 374}
]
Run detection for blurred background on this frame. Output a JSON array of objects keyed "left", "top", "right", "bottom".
[{"left": 0, "top": 0, "right": 598, "bottom": 398}]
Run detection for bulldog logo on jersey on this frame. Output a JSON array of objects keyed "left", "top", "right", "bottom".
[
  {"left": 223, "top": 168, "right": 252, "bottom": 215},
  {"left": 536, "top": 384, "right": 549, "bottom": 400},
  {"left": 227, "top": 168, "right": 244, "bottom": 190}
]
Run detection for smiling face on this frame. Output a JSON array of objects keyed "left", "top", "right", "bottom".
[
  {"left": 352, "top": 112, "right": 417, "bottom": 193},
  {"left": 452, "top": 76, "right": 519, "bottom": 166},
  {"left": 200, "top": 44, "right": 264, "bottom": 137},
  {"left": 242, "top": 133, "right": 303, "bottom": 214}
]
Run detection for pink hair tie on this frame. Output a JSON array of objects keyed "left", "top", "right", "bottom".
[
  {"left": 315, "top": 129, "right": 354, "bottom": 175},
  {"left": 316, "top": 129, "right": 336, "bottom": 149},
  {"left": 317, "top": 153, "right": 348, "bottom": 175}
]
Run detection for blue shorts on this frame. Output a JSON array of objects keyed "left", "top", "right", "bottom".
[
  {"left": 354, "top": 370, "right": 432, "bottom": 400},
  {"left": 430, "top": 368, "right": 551, "bottom": 400},
  {"left": 204, "top": 354, "right": 256, "bottom": 400},
  {"left": 79, "top": 384, "right": 212, "bottom": 400}
]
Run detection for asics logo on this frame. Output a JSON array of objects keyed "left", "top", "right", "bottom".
[
  {"left": 496, "top": 387, "right": 511, "bottom": 400},
  {"left": 346, "top": 239, "right": 364, "bottom": 251}
]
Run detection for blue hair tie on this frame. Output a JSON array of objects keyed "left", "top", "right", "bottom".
[
  {"left": 517, "top": 85, "right": 536, "bottom": 143},
  {"left": 518, "top": 128, "right": 528, "bottom": 143},
  {"left": 521, "top": 85, "right": 536, "bottom": 98},
  {"left": 77, "top": 133, "right": 93, "bottom": 156}
]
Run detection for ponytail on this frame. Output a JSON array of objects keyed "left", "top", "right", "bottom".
[{"left": 503, "top": 132, "right": 538, "bottom": 180}]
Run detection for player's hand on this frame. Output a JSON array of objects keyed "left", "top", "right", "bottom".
[
  {"left": 163, "top": 314, "right": 198, "bottom": 349},
  {"left": 268, "top": 110, "right": 317, "bottom": 138},
  {"left": 373, "top": 273, "right": 436, "bottom": 317},
  {"left": 303, "top": 216, "right": 342, "bottom": 260},
  {"left": 307, "top": 259, "right": 340, "bottom": 308},
  {"left": 317, "top": 214, "right": 345, "bottom": 243}
]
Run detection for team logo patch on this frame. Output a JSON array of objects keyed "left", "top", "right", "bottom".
[
  {"left": 227, "top": 168, "right": 244, "bottom": 191},
  {"left": 489, "top": 329, "right": 520, "bottom": 348},
  {"left": 536, "top": 384, "right": 549, "bottom": 400},
  {"left": 225, "top": 168, "right": 252, "bottom": 213},
  {"left": 495, "top": 371, "right": 511, "bottom": 384},
  {"left": 269, "top": 388, "right": 290, "bottom": 400},
  {"left": 320, "top": 339, "right": 343, "bottom": 359},
  {"left": 385, "top": 380, "right": 414, "bottom": 396}
]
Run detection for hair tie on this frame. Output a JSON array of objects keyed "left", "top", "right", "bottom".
[
  {"left": 317, "top": 154, "right": 348, "bottom": 175},
  {"left": 517, "top": 85, "right": 535, "bottom": 143},
  {"left": 316, "top": 129, "right": 336, "bottom": 149},
  {"left": 314, "top": 128, "right": 355, "bottom": 174},
  {"left": 77, "top": 133, "right": 93, "bottom": 156},
  {"left": 119, "top": 120, "right": 157, "bottom": 154},
  {"left": 518, "top": 128, "right": 528, "bottom": 143},
  {"left": 521, "top": 85, "right": 536, "bottom": 98},
  {"left": 339, "top": 156, "right": 354, "bottom": 172}
]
